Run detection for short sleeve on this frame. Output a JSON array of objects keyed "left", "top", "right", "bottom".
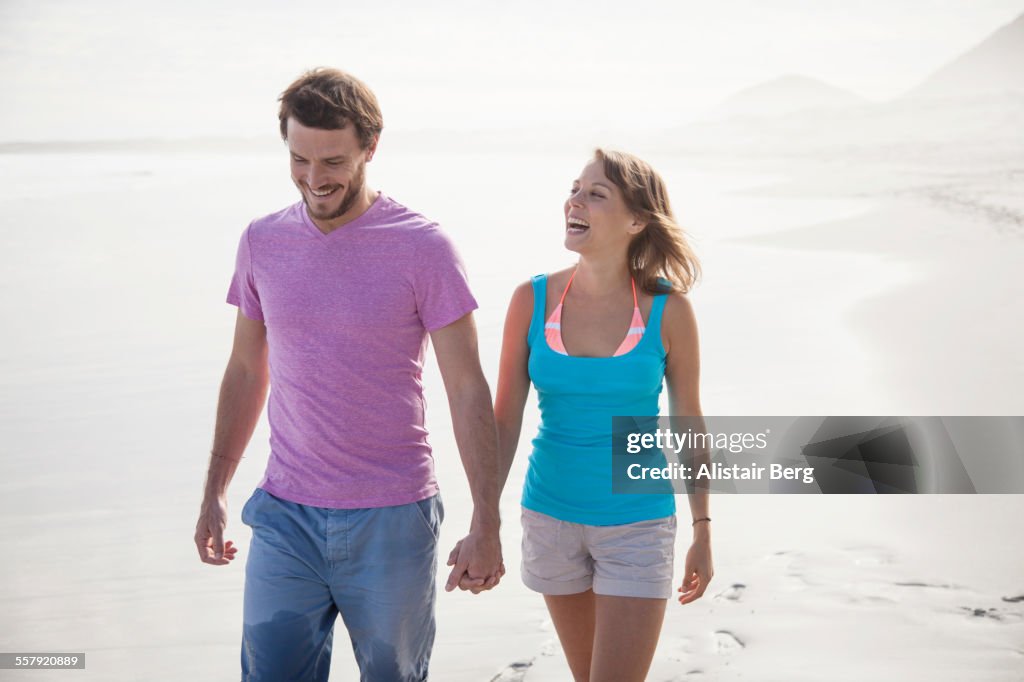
[
  {"left": 226, "top": 224, "right": 264, "bottom": 321},
  {"left": 412, "top": 227, "right": 478, "bottom": 331}
]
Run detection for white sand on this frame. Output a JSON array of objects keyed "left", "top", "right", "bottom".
[{"left": 0, "top": 145, "right": 1021, "bottom": 681}]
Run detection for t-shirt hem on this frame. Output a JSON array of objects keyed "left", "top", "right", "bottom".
[
  {"left": 260, "top": 480, "right": 440, "bottom": 510},
  {"left": 424, "top": 300, "right": 479, "bottom": 332},
  {"left": 226, "top": 295, "right": 264, "bottom": 321}
]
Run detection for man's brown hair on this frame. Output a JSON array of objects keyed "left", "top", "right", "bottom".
[{"left": 278, "top": 68, "right": 384, "bottom": 149}]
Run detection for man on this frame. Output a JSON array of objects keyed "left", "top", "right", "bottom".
[{"left": 193, "top": 68, "right": 503, "bottom": 681}]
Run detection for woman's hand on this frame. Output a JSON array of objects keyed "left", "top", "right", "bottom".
[
  {"left": 446, "top": 536, "right": 506, "bottom": 594},
  {"left": 677, "top": 534, "right": 713, "bottom": 605}
]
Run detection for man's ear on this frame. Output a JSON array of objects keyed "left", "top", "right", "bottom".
[{"left": 366, "top": 135, "right": 379, "bottom": 162}]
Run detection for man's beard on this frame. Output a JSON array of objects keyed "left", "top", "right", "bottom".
[{"left": 304, "top": 161, "right": 366, "bottom": 222}]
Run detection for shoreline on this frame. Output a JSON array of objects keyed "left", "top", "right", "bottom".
[{"left": 734, "top": 174, "right": 1024, "bottom": 415}]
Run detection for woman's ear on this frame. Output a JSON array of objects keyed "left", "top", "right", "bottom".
[{"left": 628, "top": 216, "right": 648, "bottom": 235}]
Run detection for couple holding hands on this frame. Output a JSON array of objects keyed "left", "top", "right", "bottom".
[{"left": 195, "top": 67, "right": 712, "bottom": 682}]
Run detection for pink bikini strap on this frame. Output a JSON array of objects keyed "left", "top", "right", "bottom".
[
  {"left": 558, "top": 269, "right": 577, "bottom": 305},
  {"left": 559, "top": 269, "right": 639, "bottom": 307}
]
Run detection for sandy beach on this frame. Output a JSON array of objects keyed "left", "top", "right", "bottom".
[
  {"left": 0, "top": 139, "right": 1021, "bottom": 681},
  {"left": 4, "top": 2, "right": 1024, "bottom": 678}
]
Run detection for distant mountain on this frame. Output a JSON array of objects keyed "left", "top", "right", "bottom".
[
  {"left": 904, "top": 12, "right": 1024, "bottom": 99},
  {"left": 708, "top": 74, "right": 870, "bottom": 120},
  {"left": 629, "top": 15, "right": 1024, "bottom": 165}
]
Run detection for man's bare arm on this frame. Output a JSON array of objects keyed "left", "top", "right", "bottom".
[
  {"left": 195, "top": 310, "right": 270, "bottom": 566},
  {"left": 429, "top": 312, "right": 503, "bottom": 592}
]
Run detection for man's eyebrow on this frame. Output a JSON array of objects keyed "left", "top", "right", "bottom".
[{"left": 288, "top": 152, "right": 349, "bottom": 162}]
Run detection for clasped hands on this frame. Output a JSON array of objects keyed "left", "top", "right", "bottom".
[{"left": 444, "top": 528, "right": 505, "bottom": 594}]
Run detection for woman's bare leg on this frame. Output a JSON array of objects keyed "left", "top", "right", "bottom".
[
  {"left": 589, "top": 595, "right": 667, "bottom": 682},
  {"left": 543, "top": 590, "right": 597, "bottom": 682}
]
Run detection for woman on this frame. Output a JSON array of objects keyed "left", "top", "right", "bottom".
[{"left": 495, "top": 149, "right": 712, "bottom": 681}]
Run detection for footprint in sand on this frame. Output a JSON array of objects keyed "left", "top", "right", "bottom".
[
  {"left": 713, "top": 630, "right": 745, "bottom": 654},
  {"left": 664, "top": 635, "right": 696, "bottom": 663},
  {"left": 714, "top": 583, "right": 746, "bottom": 601},
  {"left": 785, "top": 571, "right": 818, "bottom": 588},
  {"left": 539, "top": 638, "right": 559, "bottom": 657},
  {"left": 893, "top": 580, "right": 960, "bottom": 590},
  {"left": 843, "top": 545, "right": 894, "bottom": 567},
  {"left": 768, "top": 549, "right": 800, "bottom": 561},
  {"left": 846, "top": 593, "right": 897, "bottom": 606},
  {"left": 1002, "top": 594, "right": 1024, "bottom": 603},
  {"left": 958, "top": 606, "right": 1024, "bottom": 623},
  {"left": 764, "top": 550, "right": 818, "bottom": 589},
  {"left": 489, "top": 659, "right": 534, "bottom": 682}
]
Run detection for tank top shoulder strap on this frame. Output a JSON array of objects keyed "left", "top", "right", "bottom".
[
  {"left": 645, "top": 279, "right": 673, "bottom": 354},
  {"left": 527, "top": 274, "right": 548, "bottom": 347},
  {"left": 647, "top": 292, "right": 669, "bottom": 335}
]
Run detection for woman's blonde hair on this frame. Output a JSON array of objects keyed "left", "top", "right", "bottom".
[{"left": 595, "top": 148, "right": 700, "bottom": 294}]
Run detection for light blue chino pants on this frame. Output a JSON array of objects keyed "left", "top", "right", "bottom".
[{"left": 239, "top": 487, "right": 444, "bottom": 681}]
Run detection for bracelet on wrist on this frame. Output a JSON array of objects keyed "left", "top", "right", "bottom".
[{"left": 691, "top": 517, "right": 711, "bottom": 526}]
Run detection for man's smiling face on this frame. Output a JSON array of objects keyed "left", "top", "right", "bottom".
[{"left": 286, "top": 117, "right": 376, "bottom": 227}]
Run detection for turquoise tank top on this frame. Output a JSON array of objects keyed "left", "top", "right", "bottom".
[{"left": 521, "top": 274, "right": 677, "bottom": 525}]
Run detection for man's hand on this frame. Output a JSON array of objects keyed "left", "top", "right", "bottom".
[
  {"left": 194, "top": 494, "right": 239, "bottom": 566},
  {"left": 445, "top": 530, "right": 504, "bottom": 594}
]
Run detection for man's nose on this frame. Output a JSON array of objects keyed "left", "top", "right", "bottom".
[{"left": 307, "top": 164, "right": 327, "bottom": 188}]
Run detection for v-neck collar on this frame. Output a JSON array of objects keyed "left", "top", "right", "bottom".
[{"left": 300, "top": 191, "right": 385, "bottom": 240}]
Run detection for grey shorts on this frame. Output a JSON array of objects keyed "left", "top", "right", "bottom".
[{"left": 520, "top": 506, "right": 677, "bottom": 599}]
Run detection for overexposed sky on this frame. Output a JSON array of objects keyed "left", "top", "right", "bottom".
[{"left": 0, "top": 0, "right": 1021, "bottom": 141}]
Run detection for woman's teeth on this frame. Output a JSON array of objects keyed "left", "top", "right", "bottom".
[{"left": 567, "top": 217, "right": 589, "bottom": 234}]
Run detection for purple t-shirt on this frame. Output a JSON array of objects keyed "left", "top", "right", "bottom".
[{"left": 227, "top": 193, "right": 478, "bottom": 508}]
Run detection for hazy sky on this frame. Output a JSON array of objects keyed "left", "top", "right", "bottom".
[{"left": 1, "top": 0, "right": 1021, "bottom": 141}]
